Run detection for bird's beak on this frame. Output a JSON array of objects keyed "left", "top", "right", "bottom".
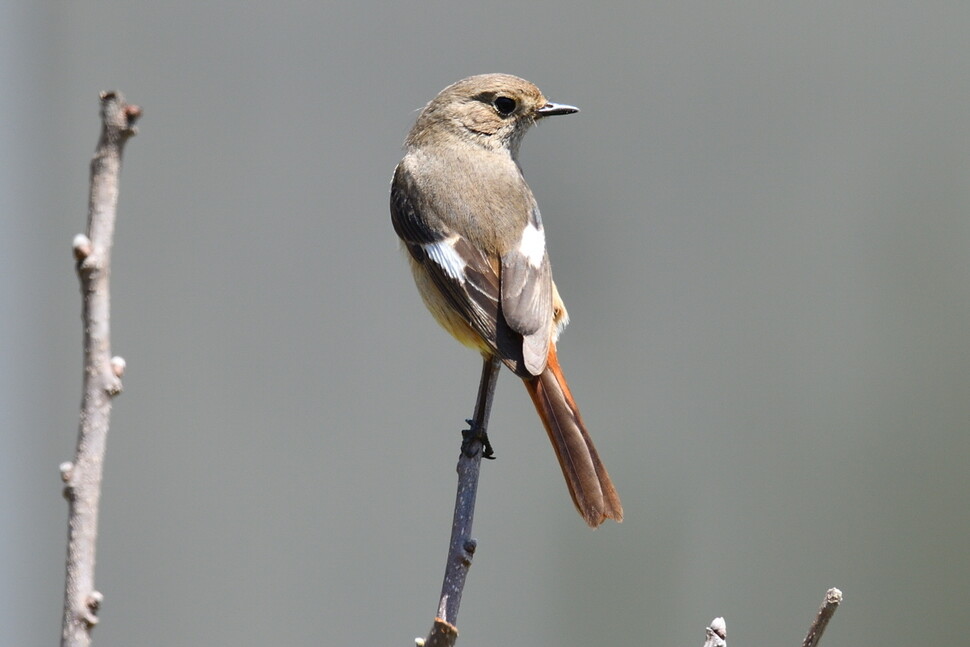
[{"left": 536, "top": 102, "right": 579, "bottom": 118}]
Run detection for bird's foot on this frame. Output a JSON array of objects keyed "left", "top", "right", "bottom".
[{"left": 461, "top": 418, "right": 495, "bottom": 460}]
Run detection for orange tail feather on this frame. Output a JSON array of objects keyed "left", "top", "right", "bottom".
[{"left": 523, "top": 347, "right": 623, "bottom": 527}]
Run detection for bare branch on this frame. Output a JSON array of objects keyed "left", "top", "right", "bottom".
[
  {"left": 802, "top": 588, "right": 843, "bottom": 647},
  {"left": 61, "top": 91, "right": 140, "bottom": 647},
  {"left": 699, "top": 588, "right": 842, "bottom": 647},
  {"left": 418, "top": 357, "right": 500, "bottom": 647}
]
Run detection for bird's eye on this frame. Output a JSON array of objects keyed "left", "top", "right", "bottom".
[{"left": 493, "top": 96, "right": 517, "bottom": 116}]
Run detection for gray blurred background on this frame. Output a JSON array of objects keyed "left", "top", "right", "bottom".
[{"left": 3, "top": 2, "right": 969, "bottom": 645}]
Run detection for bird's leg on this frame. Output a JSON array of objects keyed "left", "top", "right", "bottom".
[
  {"left": 461, "top": 356, "right": 500, "bottom": 459},
  {"left": 462, "top": 419, "right": 495, "bottom": 459}
]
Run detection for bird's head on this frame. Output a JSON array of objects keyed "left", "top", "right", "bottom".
[{"left": 406, "top": 73, "right": 578, "bottom": 157}]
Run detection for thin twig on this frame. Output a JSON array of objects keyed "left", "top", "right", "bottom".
[
  {"left": 61, "top": 91, "right": 140, "bottom": 647},
  {"left": 418, "top": 357, "right": 501, "bottom": 647},
  {"left": 802, "top": 588, "right": 843, "bottom": 647}
]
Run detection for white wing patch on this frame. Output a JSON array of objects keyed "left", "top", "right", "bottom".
[
  {"left": 423, "top": 235, "right": 467, "bottom": 282},
  {"left": 518, "top": 222, "right": 546, "bottom": 268}
]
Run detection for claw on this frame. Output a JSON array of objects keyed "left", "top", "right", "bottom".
[{"left": 460, "top": 418, "right": 495, "bottom": 459}]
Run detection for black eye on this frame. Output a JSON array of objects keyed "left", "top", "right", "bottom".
[{"left": 493, "top": 96, "right": 517, "bottom": 116}]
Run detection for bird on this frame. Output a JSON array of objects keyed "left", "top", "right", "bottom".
[{"left": 390, "top": 73, "right": 622, "bottom": 527}]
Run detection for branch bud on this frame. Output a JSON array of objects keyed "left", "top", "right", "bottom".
[
  {"left": 110, "top": 356, "right": 127, "bottom": 378},
  {"left": 703, "top": 617, "right": 727, "bottom": 647},
  {"left": 83, "top": 590, "right": 104, "bottom": 626},
  {"left": 72, "top": 234, "right": 92, "bottom": 260}
]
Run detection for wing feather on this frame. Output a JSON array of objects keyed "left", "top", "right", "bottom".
[
  {"left": 391, "top": 161, "right": 555, "bottom": 377},
  {"left": 392, "top": 166, "right": 504, "bottom": 362},
  {"left": 501, "top": 208, "right": 553, "bottom": 374}
]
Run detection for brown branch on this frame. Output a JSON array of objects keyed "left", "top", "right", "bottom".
[
  {"left": 418, "top": 357, "right": 500, "bottom": 647},
  {"left": 802, "top": 588, "right": 843, "bottom": 647},
  {"left": 61, "top": 91, "right": 140, "bottom": 647}
]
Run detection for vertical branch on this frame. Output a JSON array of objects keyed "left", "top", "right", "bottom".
[
  {"left": 61, "top": 91, "right": 140, "bottom": 647},
  {"left": 419, "top": 357, "right": 500, "bottom": 647}
]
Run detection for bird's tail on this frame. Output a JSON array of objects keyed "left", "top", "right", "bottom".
[{"left": 524, "top": 347, "right": 623, "bottom": 527}]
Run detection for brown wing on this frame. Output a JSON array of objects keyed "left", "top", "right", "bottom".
[
  {"left": 391, "top": 160, "right": 553, "bottom": 377},
  {"left": 392, "top": 164, "right": 538, "bottom": 373}
]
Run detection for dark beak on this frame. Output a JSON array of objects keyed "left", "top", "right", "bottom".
[{"left": 536, "top": 102, "right": 579, "bottom": 118}]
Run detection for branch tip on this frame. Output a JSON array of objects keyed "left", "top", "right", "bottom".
[
  {"left": 702, "top": 617, "right": 726, "bottom": 647},
  {"left": 802, "top": 587, "right": 843, "bottom": 647},
  {"left": 710, "top": 617, "right": 726, "bottom": 638},
  {"left": 98, "top": 90, "right": 141, "bottom": 138}
]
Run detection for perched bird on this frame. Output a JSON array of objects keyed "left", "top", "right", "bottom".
[{"left": 390, "top": 74, "right": 622, "bottom": 527}]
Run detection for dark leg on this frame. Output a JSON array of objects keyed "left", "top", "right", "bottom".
[{"left": 460, "top": 356, "right": 501, "bottom": 459}]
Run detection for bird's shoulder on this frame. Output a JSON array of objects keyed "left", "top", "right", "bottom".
[{"left": 393, "top": 145, "right": 536, "bottom": 253}]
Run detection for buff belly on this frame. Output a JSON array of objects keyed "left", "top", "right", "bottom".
[{"left": 408, "top": 255, "right": 493, "bottom": 355}]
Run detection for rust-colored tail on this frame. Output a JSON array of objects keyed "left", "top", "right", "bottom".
[{"left": 523, "top": 347, "right": 623, "bottom": 527}]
